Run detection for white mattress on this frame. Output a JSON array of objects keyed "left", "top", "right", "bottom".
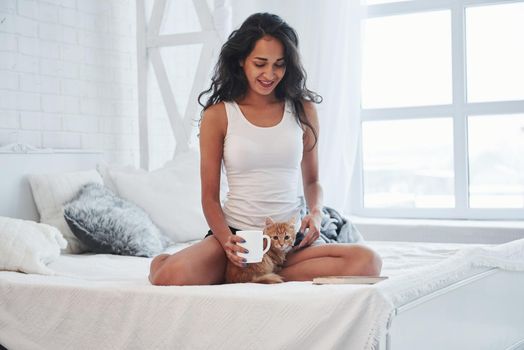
[{"left": 1, "top": 240, "right": 523, "bottom": 350}]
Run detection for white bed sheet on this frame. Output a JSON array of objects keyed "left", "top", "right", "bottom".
[
  {"left": 1, "top": 240, "right": 522, "bottom": 350},
  {"left": 4, "top": 240, "right": 484, "bottom": 283}
]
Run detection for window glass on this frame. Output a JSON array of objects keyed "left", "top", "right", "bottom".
[
  {"left": 466, "top": 3, "right": 524, "bottom": 102},
  {"left": 468, "top": 114, "right": 524, "bottom": 208},
  {"left": 362, "top": 118, "right": 455, "bottom": 208},
  {"left": 362, "top": 11, "right": 452, "bottom": 108}
]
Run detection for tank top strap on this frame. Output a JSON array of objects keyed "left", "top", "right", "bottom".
[{"left": 223, "top": 101, "right": 237, "bottom": 121}]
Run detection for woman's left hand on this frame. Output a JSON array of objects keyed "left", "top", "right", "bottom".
[{"left": 296, "top": 209, "right": 322, "bottom": 249}]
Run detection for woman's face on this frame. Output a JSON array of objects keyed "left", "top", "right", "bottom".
[{"left": 241, "top": 35, "right": 286, "bottom": 97}]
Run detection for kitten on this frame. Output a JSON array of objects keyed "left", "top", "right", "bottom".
[{"left": 225, "top": 216, "right": 297, "bottom": 284}]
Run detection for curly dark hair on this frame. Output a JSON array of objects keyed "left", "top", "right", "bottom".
[{"left": 198, "top": 12, "right": 322, "bottom": 147}]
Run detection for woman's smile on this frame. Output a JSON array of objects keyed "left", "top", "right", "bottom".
[{"left": 257, "top": 79, "right": 275, "bottom": 89}]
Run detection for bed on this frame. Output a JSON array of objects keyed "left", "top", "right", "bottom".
[{"left": 1, "top": 147, "right": 524, "bottom": 350}]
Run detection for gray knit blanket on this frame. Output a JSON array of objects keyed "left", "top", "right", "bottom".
[{"left": 295, "top": 206, "right": 364, "bottom": 246}]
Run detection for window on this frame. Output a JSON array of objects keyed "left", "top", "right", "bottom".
[{"left": 353, "top": 0, "right": 524, "bottom": 219}]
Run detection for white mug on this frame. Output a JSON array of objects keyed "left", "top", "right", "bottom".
[{"left": 236, "top": 230, "right": 271, "bottom": 263}]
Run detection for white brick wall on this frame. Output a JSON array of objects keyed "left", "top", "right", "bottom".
[{"left": 0, "top": 0, "right": 139, "bottom": 166}]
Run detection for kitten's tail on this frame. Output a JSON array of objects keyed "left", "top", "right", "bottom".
[{"left": 252, "top": 273, "right": 284, "bottom": 284}]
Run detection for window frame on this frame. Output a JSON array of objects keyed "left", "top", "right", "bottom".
[{"left": 351, "top": 0, "right": 524, "bottom": 220}]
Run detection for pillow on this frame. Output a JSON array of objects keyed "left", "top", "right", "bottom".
[
  {"left": 96, "top": 161, "right": 145, "bottom": 194},
  {"left": 28, "top": 169, "right": 104, "bottom": 253},
  {"left": 109, "top": 147, "right": 211, "bottom": 243},
  {"left": 0, "top": 216, "right": 67, "bottom": 275},
  {"left": 63, "top": 183, "right": 168, "bottom": 257}
]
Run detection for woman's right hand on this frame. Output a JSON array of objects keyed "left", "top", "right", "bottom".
[{"left": 222, "top": 234, "right": 249, "bottom": 268}]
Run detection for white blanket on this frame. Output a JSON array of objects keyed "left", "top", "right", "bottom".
[
  {"left": 1, "top": 240, "right": 524, "bottom": 350},
  {"left": 378, "top": 238, "right": 524, "bottom": 306},
  {"left": 371, "top": 239, "right": 524, "bottom": 348},
  {"left": 0, "top": 216, "right": 67, "bottom": 275}
]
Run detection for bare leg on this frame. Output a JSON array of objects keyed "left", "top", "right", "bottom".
[
  {"left": 149, "top": 235, "right": 227, "bottom": 286},
  {"left": 279, "top": 244, "right": 382, "bottom": 282}
]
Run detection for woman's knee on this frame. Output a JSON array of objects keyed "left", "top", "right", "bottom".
[
  {"left": 150, "top": 254, "right": 169, "bottom": 274},
  {"left": 344, "top": 245, "right": 382, "bottom": 276},
  {"left": 365, "top": 247, "right": 382, "bottom": 275},
  {"left": 149, "top": 255, "right": 192, "bottom": 286}
]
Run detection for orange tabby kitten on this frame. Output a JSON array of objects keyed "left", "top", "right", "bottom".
[{"left": 225, "top": 216, "right": 296, "bottom": 284}]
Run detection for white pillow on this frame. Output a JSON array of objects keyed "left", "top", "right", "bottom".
[
  {"left": 0, "top": 216, "right": 67, "bottom": 275},
  {"left": 110, "top": 148, "right": 210, "bottom": 243},
  {"left": 28, "top": 170, "right": 104, "bottom": 253},
  {"left": 96, "top": 161, "right": 145, "bottom": 194}
]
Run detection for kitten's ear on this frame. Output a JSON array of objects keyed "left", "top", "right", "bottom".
[
  {"left": 287, "top": 216, "right": 296, "bottom": 225},
  {"left": 265, "top": 217, "right": 275, "bottom": 226}
]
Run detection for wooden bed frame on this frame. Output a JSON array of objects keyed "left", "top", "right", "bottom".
[{"left": 1, "top": 147, "right": 523, "bottom": 350}]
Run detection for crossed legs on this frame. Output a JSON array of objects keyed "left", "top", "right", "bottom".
[
  {"left": 149, "top": 236, "right": 382, "bottom": 286},
  {"left": 149, "top": 236, "right": 227, "bottom": 286},
  {"left": 279, "top": 244, "right": 382, "bottom": 282}
]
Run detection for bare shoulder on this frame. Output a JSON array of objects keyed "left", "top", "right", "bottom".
[
  {"left": 301, "top": 100, "right": 319, "bottom": 127},
  {"left": 302, "top": 100, "right": 317, "bottom": 113},
  {"left": 201, "top": 102, "right": 227, "bottom": 134},
  {"left": 204, "top": 101, "right": 226, "bottom": 117}
]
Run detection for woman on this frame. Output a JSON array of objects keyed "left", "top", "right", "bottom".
[{"left": 149, "top": 13, "right": 381, "bottom": 286}]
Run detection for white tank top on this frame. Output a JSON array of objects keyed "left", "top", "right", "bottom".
[{"left": 222, "top": 100, "right": 304, "bottom": 230}]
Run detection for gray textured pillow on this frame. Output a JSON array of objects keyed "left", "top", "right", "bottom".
[{"left": 64, "top": 183, "right": 169, "bottom": 257}]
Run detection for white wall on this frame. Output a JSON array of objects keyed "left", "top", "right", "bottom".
[
  {"left": 143, "top": 0, "right": 205, "bottom": 170},
  {"left": 0, "top": 0, "right": 139, "bottom": 165},
  {"left": 0, "top": 1, "right": 320, "bottom": 169},
  {"left": 0, "top": 1, "right": 337, "bottom": 169}
]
